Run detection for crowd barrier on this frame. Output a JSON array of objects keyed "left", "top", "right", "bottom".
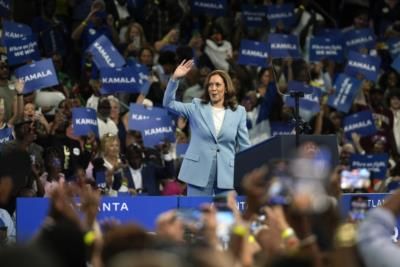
[{"left": 16, "top": 194, "right": 396, "bottom": 242}]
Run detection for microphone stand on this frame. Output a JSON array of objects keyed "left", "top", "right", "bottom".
[{"left": 289, "top": 91, "right": 311, "bottom": 148}]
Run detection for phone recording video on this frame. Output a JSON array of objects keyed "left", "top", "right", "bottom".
[
  {"left": 212, "top": 196, "right": 235, "bottom": 248},
  {"left": 340, "top": 168, "right": 371, "bottom": 191},
  {"left": 176, "top": 208, "right": 203, "bottom": 229},
  {"left": 349, "top": 196, "right": 369, "bottom": 222}
]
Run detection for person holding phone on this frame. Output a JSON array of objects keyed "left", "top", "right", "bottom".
[{"left": 163, "top": 59, "right": 251, "bottom": 196}]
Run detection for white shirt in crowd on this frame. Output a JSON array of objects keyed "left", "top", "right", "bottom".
[
  {"left": 129, "top": 166, "right": 143, "bottom": 190},
  {"left": 97, "top": 118, "right": 119, "bottom": 139}
]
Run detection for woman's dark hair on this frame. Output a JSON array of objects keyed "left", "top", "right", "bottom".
[
  {"left": 378, "top": 68, "right": 400, "bottom": 90},
  {"left": 386, "top": 89, "right": 400, "bottom": 107},
  {"left": 201, "top": 70, "right": 238, "bottom": 111}
]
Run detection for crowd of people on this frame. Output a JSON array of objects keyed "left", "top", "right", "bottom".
[{"left": 0, "top": 0, "right": 400, "bottom": 266}]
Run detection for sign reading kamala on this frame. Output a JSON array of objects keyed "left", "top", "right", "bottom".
[
  {"left": 0, "top": 0, "right": 10, "bottom": 16},
  {"left": 309, "top": 36, "right": 344, "bottom": 62},
  {"left": 266, "top": 3, "right": 295, "bottom": 28},
  {"left": 350, "top": 154, "right": 389, "bottom": 179},
  {"left": 343, "top": 110, "right": 377, "bottom": 138},
  {"left": 72, "top": 107, "right": 99, "bottom": 137},
  {"left": 387, "top": 37, "right": 400, "bottom": 60},
  {"left": 5, "top": 34, "right": 40, "bottom": 66},
  {"left": 241, "top": 4, "right": 268, "bottom": 28},
  {"left": 2, "top": 20, "right": 32, "bottom": 40},
  {"left": 344, "top": 51, "right": 381, "bottom": 82},
  {"left": 268, "top": 33, "right": 301, "bottom": 58},
  {"left": 238, "top": 39, "right": 269, "bottom": 67},
  {"left": 343, "top": 28, "right": 376, "bottom": 52},
  {"left": 100, "top": 66, "right": 142, "bottom": 94},
  {"left": 327, "top": 73, "right": 361, "bottom": 113},
  {"left": 270, "top": 121, "right": 294, "bottom": 136},
  {"left": 141, "top": 115, "right": 176, "bottom": 148},
  {"left": 0, "top": 127, "right": 13, "bottom": 145},
  {"left": 128, "top": 103, "right": 168, "bottom": 131},
  {"left": 14, "top": 58, "right": 59, "bottom": 94},
  {"left": 191, "top": 0, "right": 226, "bottom": 17},
  {"left": 87, "top": 35, "right": 125, "bottom": 69}
]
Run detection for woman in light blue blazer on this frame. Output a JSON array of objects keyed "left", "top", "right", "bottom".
[{"left": 163, "top": 59, "right": 251, "bottom": 196}]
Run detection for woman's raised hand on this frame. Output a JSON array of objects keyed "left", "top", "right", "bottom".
[{"left": 172, "top": 59, "right": 194, "bottom": 80}]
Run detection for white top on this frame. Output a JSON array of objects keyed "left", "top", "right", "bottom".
[
  {"left": 211, "top": 106, "right": 225, "bottom": 136},
  {"left": 0, "top": 208, "right": 16, "bottom": 244},
  {"left": 393, "top": 109, "right": 400, "bottom": 154},
  {"left": 113, "top": 0, "right": 130, "bottom": 20},
  {"left": 129, "top": 166, "right": 143, "bottom": 190},
  {"left": 97, "top": 118, "right": 119, "bottom": 139},
  {"left": 86, "top": 95, "right": 100, "bottom": 110}
]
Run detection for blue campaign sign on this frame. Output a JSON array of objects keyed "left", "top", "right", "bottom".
[
  {"left": 268, "top": 33, "right": 301, "bottom": 58},
  {"left": 343, "top": 110, "right": 377, "bottom": 138},
  {"left": 287, "top": 80, "right": 314, "bottom": 94},
  {"left": 72, "top": 107, "right": 99, "bottom": 137},
  {"left": 0, "top": 0, "right": 11, "bottom": 16},
  {"left": 2, "top": 20, "right": 31, "bottom": 40},
  {"left": 128, "top": 103, "right": 168, "bottom": 131},
  {"left": 284, "top": 88, "right": 321, "bottom": 113},
  {"left": 141, "top": 115, "right": 176, "bottom": 148},
  {"left": 327, "top": 73, "right": 361, "bottom": 113},
  {"left": 5, "top": 34, "right": 40, "bottom": 66},
  {"left": 126, "top": 59, "right": 151, "bottom": 95},
  {"left": 343, "top": 28, "right": 376, "bottom": 52},
  {"left": 391, "top": 54, "right": 400, "bottom": 73},
  {"left": 14, "top": 58, "right": 59, "bottom": 94},
  {"left": 241, "top": 4, "right": 268, "bottom": 28},
  {"left": 87, "top": 35, "right": 125, "bottom": 69},
  {"left": 16, "top": 196, "right": 179, "bottom": 242},
  {"left": 309, "top": 36, "right": 344, "bottom": 62},
  {"left": 237, "top": 39, "right": 269, "bottom": 67},
  {"left": 344, "top": 51, "right": 381, "bottom": 82},
  {"left": 270, "top": 122, "right": 294, "bottom": 136},
  {"left": 0, "top": 127, "right": 13, "bottom": 145},
  {"left": 266, "top": 3, "right": 295, "bottom": 29},
  {"left": 100, "top": 66, "right": 142, "bottom": 94},
  {"left": 387, "top": 37, "right": 400, "bottom": 59},
  {"left": 315, "top": 28, "right": 343, "bottom": 38},
  {"left": 350, "top": 153, "right": 389, "bottom": 179},
  {"left": 191, "top": 0, "right": 227, "bottom": 17}
]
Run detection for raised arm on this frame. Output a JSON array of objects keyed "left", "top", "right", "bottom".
[{"left": 163, "top": 60, "right": 196, "bottom": 118}]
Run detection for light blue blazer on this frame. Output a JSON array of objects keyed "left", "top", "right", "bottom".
[{"left": 163, "top": 79, "right": 251, "bottom": 189}]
